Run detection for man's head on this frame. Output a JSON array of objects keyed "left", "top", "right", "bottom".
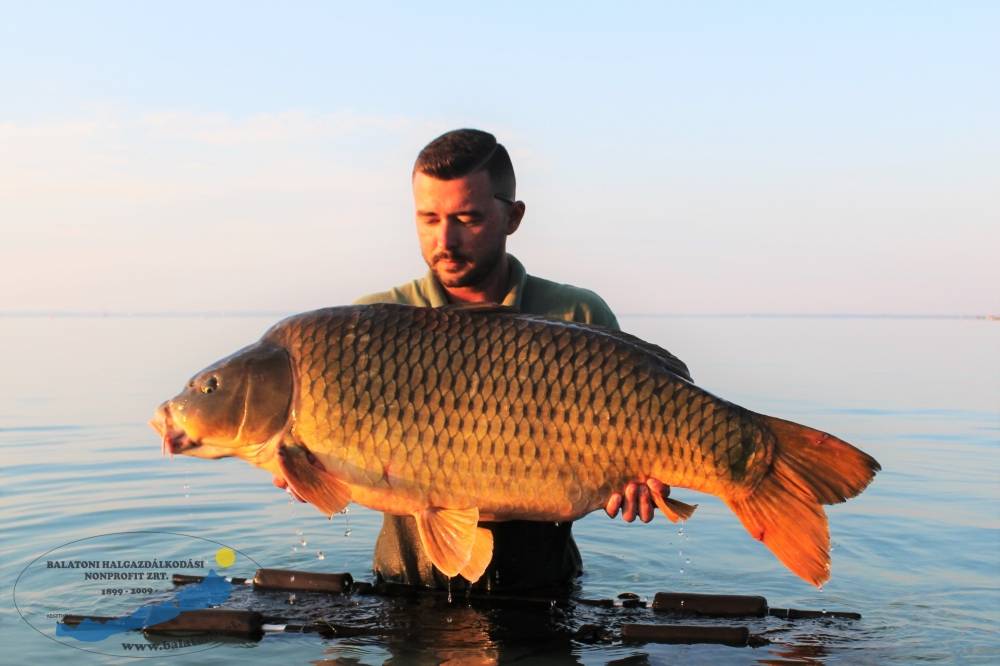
[{"left": 412, "top": 129, "right": 525, "bottom": 291}]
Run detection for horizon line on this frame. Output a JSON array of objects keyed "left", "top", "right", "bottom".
[{"left": 0, "top": 310, "right": 995, "bottom": 320}]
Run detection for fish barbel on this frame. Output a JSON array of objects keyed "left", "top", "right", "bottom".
[{"left": 150, "top": 304, "right": 879, "bottom": 586}]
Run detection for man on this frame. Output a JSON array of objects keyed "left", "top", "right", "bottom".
[{"left": 351, "top": 129, "right": 678, "bottom": 591}]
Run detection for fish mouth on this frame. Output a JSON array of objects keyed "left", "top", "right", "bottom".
[{"left": 150, "top": 403, "right": 201, "bottom": 457}]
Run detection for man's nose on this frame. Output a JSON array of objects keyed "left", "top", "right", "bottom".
[{"left": 436, "top": 218, "right": 461, "bottom": 250}]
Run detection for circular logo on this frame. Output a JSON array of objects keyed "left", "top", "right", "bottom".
[{"left": 13, "top": 531, "right": 261, "bottom": 658}]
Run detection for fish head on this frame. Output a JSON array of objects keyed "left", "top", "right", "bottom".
[{"left": 151, "top": 341, "right": 294, "bottom": 463}]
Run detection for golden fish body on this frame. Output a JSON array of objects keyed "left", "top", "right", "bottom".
[
  {"left": 153, "top": 304, "right": 879, "bottom": 586},
  {"left": 272, "top": 305, "right": 760, "bottom": 518}
]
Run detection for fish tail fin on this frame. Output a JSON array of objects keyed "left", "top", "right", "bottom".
[{"left": 724, "top": 415, "right": 880, "bottom": 586}]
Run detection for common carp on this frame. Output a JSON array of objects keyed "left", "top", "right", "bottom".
[{"left": 150, "top": 304, "right": 879, "bottom": 586}]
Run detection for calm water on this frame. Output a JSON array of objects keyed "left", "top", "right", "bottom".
[{"left": 1, "top": 314, "right": 997, "bottom": 664}]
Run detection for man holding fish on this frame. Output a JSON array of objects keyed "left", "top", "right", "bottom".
[
  {"left": 154, "top": 129, "right": 877, "bottom": 594},
  {"left": 279, "top": 129, "right": 682, "bottom": 591}
]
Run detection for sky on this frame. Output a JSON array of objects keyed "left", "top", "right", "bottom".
[{"left": 1, "top": 1, "right": 997, "bottom": 315}]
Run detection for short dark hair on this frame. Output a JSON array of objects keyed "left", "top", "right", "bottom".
[{"left": 413, "top": 129, "right": 516, "bottom": 200}]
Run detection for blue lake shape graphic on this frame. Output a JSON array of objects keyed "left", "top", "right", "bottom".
[{"left": 55, "top": 570, "right": 233, "bottom": 642}]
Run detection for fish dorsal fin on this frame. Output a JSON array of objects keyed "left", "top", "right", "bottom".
[
  {"left": 459, "top": 527, "right": 494, "bottom": 583},
  {"left": 590, "top": 327, "right": 693, "bottom": 382},
  {"left": 413, "top": 507, "right": 483, "bottom": 579},
  {"left": 440, "top": 302, "right": 692, "bottom": 381},
  {"left": 277, "top": 442, "right": 351, "bottom": 517}
]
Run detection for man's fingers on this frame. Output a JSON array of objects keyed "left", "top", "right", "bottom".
[
  {"left": 638, "top": 485, "right": 653, "bottom": 523},
  {"left": 605, "top": 492, "right": 623, "bottom": 518},
  {"left": 646, "top": 477, "right": 670, "bottom": 500},
  {"left": 622, "top": 482, "right": 638, "bottom": 523}
]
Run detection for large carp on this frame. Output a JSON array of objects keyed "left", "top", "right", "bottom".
[{"left": 151, "top": 304, "right": 879, "bottom": 586}]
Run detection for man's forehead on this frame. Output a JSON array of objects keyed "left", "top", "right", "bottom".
[{"left": 413, "top": 170, "right": 493, "bottom": 210}]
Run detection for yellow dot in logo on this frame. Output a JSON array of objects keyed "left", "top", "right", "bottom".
[{"left": 215, "top": 547, "right": 236, "bottom": 568}]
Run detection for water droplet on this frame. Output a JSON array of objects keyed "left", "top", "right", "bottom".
[
  {"left": 446, "top": 578, "right": 453, "bottom": 604},
  {"left": 344, "top": 528, "right": 352, "bottom": 537},
  {"left": 679, "top": 568, "right": 685, "bottom": 574},
  {"left": 288, "top": 593, "right": 297, "bottom": 605},
  {"left": 316, "top": 551, "right": 325, "bottom": 560},
  {"left": 680, "top": 599, "right": 686, "bottom": 607},
  {"left": 341, "top": 507, "right": 350, "bottom": 514},
  {"left": 821, "top": 608, "right": 827, "bottom": 615},
  {"left": 296, "top": 529, "right": 303, "bottom": 536},
  {"left": 446, "top": 616, "right": 453, "bottom": 623},
  {"left": 685, "top": 558, "right": 691, "bottom": 565},
  {"left": 291, "top": 546, "right": 298, "bottom": 553},
  {"left": 290, "top": 575, "right": 295, "bottom": 582},
  {"left": 677, "top": 527, "right": 684, "bottom": 536},
  {"left": 300, "top": 538, "right": 307, "bottom": 547}
]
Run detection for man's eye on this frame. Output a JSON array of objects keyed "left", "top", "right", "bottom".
[
  {"left": 202, "top": 377, "right": 219, "bottom": 394},
  {"left": 457, "top": 216, "right": 480, "bottom": 225}
]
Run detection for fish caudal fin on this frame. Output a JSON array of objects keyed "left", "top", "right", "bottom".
[
  {"left": 414, "top": 507, "right": 494, "bottom": 583},
  {"left": 725, "top": 415, "right": 880, "bottom": 586}
]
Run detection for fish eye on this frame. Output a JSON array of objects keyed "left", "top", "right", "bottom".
[{"left": 201, "top": 376, "right": 219, "bottom": 394}]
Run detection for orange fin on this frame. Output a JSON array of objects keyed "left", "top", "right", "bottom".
[
  {"left": 645, "top": 478, "right": 697, "bottom": 522},
  {"left": 725, "top": 415, "right": 880, "bottom": 586},
  {"left": 652, "top": 493, "right": 698, "bottom": 523},
  {"left": 458, "top": 527, "right": 494, "bottom": 583},
  {"left": 413, "top": 507, "right": 480, "bottom": 579},
  {"left": 277, "top": 443, "right": 351, "bottom": 517}
]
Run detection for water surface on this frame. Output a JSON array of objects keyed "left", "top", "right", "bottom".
[{"left": 2, "top": 314, "right": 997, "bottom": 664}]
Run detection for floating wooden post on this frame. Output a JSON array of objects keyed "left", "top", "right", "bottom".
[
  {"left": 60, "top": 609, "right": 376, "bottom": 640},
  {"left": 171, "top": 569, "right": 353, "bottom": 594},
  {"left": 621, "top": 623, "right": 768, "bottom": 647},
  {"left": 652, "top": 592, "right": 767, "bottom": 617}
]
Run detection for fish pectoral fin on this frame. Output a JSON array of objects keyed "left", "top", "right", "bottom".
[
  {"left": 413, "top": 507, "right": 483, "bottom": 579},
  {"left": 458, "top": 527, "right": 494, "bottom": 583},
  {"left": 277, "top": 443, "right": 351, "bottom": 517}
]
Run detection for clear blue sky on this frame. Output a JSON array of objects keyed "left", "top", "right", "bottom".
[{"left": 1, "top": 1, "right": 997, "bottom": 314}]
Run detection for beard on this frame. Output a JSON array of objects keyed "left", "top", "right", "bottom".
[{"left": 431, "top": 245, "right": 504, "bottom": 289}]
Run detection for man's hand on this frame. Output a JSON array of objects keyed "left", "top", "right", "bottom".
[
  {"left": 273, "top": 475, "right": 306, "bottom": 503},
  {"left": 606, "top": 479, "right": 661, "bottom": 523},
  {"left": 605, "top": 478, "right": 696, "bottom": 523}
]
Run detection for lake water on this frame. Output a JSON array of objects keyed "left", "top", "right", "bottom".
[{"left": 1, "top": 314, "right": 997, "bottom": 664}]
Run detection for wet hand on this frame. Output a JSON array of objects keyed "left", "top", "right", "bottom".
[{"left": 605, "top": 479, "right": 670, "bottom": 523}]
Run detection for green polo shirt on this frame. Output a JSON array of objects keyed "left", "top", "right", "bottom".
[
  {"left": 354, "top": 254, "right": 619, "bottom": 591},
  {"left": 355, "top": 254, "right": 619, "bottom": 329}
]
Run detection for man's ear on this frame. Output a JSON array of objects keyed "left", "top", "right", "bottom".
[{"left": 506, "top": 201, "right": 526, "bottom": 235}]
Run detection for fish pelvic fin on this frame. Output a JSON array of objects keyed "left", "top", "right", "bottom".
[
  {"left": 413, "top": 507, "right": 490, "bottom": 581},
  {"left": 725, "top": 415, "right": 880, "bottom": 587},
  {"left": 277, "top": 443, "right": 351, "bottom": 517},
  {"left": 459, "top": 527, "right": 494, "bottom": 583}
]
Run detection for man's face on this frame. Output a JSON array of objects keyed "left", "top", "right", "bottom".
[{"left": 413, "top": 170, "right": 521, "bottom": 289}]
